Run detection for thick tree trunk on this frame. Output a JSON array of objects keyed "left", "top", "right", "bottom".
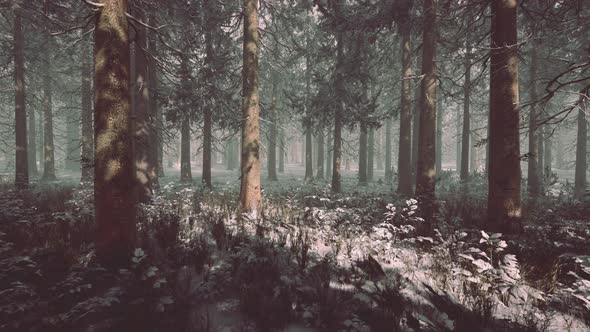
[
  {"left": 133, "top": 18, "right": 153, "bottom": 200},
  {"left": 42, "top": 42, "right": 56, "bottom": 182},
  {"left": 14, "top": 7, "right": 28, "bottom": 189},
  {"left": 368, "top": 128, "right": 374, "bottom": 182},
  {"left": 527, "top": 42, "right": 541, "bottom": 198},
  {"left": 316, "top": 127, "right": 324, "bottom": 179},
  {"left": 461, "top": 50, "right": 471, "bottom": 181},
  {"left": 81, "top": 36, "right": 93, "bottom": 182},
  {"left": 488, "top": 0, "right": 522, "bottom": 232},
  {"left": 397, "top": 23, "right": 413, "bottom": 195},
  {"left": 359, "top": 122, "right": 368, "bottom": 185},
  {"left": 94, "top": 0, "right": 136, "bottom": 267},
  {"left": 239, "top": 0, "right": 262, "bottom": 215},
  {"left": 385, "top": 117, "right": 393, "bottom": 183},
  {"left": 415, "top": 0, "right": 437, "bottom": 227},
  {"left": 28, "top": 105, "right": 37, "bottom": 177}
]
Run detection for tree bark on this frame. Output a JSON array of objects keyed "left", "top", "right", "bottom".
[
  {"left": 488, "top": 0, "right": 522, "bottom": 232},
  {"left": 415, "top": 0, "right": 437, "bottom": 227},
  {"left": 94, "top": 0, "right": 136, "bottom": 267},
  {"left": 42, "top": 41, "right": 56, "bottom": 182},
  {"left": 397, "top": 22, "right": 413, "bottom": 195},
  {"left": 239, "top": 0, "right": 262, "bottom": 215},
  {"left": 14, "top": 6, "right": 28, "bottom": 189},
  {"left": 81, "top": 35, "right": 93, "bottom": 182}
]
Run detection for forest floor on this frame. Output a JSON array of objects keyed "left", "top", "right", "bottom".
[{"left": 0, "top": 164, "right": 589, "bottom": 332}]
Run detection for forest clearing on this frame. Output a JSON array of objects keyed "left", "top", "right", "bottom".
[{"left": 0, "top": 0, "right": 589, "bottom": 331}]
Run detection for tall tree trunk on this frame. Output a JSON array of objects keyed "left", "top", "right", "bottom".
[
  {"left": 133, "top": 16, "right": 153, "bottom": 199},
  {"left": 415, "top": 0, "right": 437, "bottom": 227},
  {"left": 435, "top": 95, "right": 442, "bottom": 176},
  {"left": 527, "top": 41, "right": 541, "bottom": 198},
  {"left": 359, "top": 122, "right": 368, "bottom": 185},
  {"left": 28, "top": 105, "right": 37, "bottom": 176},
  {"left": 575, "top": 97, "right": 587, "bottom": 197},
  {"left": 81, "top": 35, "right": 93, "bottom": 182},
  {"left": 316, "top": 127, "right": 324, "bottom": 179},
  {"left": 94, "top": 0, "right": 136, "bottom": 267},
  {"left": 14, "top": 6, "right": 28, "bottom": 189},
  {"left": 488, "top": 0, "right": 522, "bottom": 232},
  {"left": 397, "top": 22, "right": 413, "bottom": 195},
  {"left": 385, "top": 117, "right": 393, "bottom": 183},
  {"left": 461, "top": 48, "right": 471, "bottom": 181},
  {"left": 239, "top": 0, "right": 262, "bottom": 215},
  {"left": 368, "top": 128, "right": 374, "bottom": 182},
  {"left": 42, "top": 41, "right": 56, "bottom": 182}
]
